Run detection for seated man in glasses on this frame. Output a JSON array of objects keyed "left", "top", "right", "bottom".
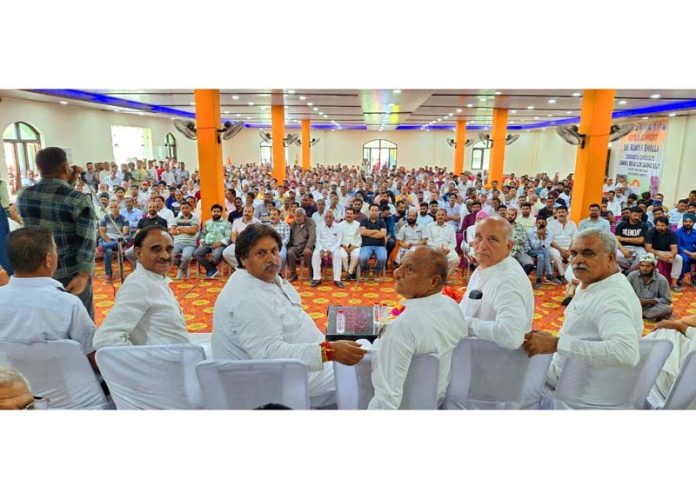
[{"left": 0, "top": 366, "right": 37, "bottom": 410}]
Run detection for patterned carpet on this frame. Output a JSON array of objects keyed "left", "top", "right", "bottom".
[{"left": 92, "top": 262, "right": 696, "bottom": 337}]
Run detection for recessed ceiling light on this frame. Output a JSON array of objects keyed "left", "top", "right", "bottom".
[
  {"left": 509, "top": 120, "right": 514, "bottom": 124},
  {"left": 527, "top": 106, "right": 534, "bottom": 110},
  {"left": 547, "top": 114, "right": 553, "bottom": 117},
  {"left": 248, "top": 102, "right": 254, "bottom": 106},
  {"left": 247, "top": 116, "right": 252, "bottom": 120},
  {"left": 448, "top": 113, "right": 454, "bottom": 116},
  {"left": 456, "top": 108, "right": 462, "bottom": 113},
  {"left": 471, "top": 120, "right": 476, "bottom": 124},
  {"left": 548, "top": 99, "right": 556, "bottom": 104},
  {"left": 479, "top": 97, "right": 487, "bottom": 102},
  {"left": 288, "top": 90, "right": 296, "bottom": 94},
  {"left": 618, "top": 100, "right": 627, "bottom": 105},
  {"left": 59, "top": 101, "right": 68, "bottom": 105},
  {"left": 190, "top": 102, "right": 195, "bottom": 105},
  {"left": 299, "top": 96, "right": 306, "bottom": 101},
  {"left": 307, "top": 102, "right": 313, "bottom": 106},
  {"left": 669, "top": 113, "right": 677, "bottom": 117},
  {"left": 566, "top": 111, "right": 572, "bottom": 114},
  {"left": 224, "top": 111, "right": 230, "bottom": 114},
  {"left": 495, "top": 91, "right": 502, "bottom": 95},
  {"left": 437, "top": 118, "right": 442, "bottom": 122},
  {"left": 650, "top": 94, "right": 660, "bottom": 99},
  {"left": 572, "top": 92, "right": 581, "bottom": 97},
  {"left": 137, "top": 112, "right": 144, "bottom": 116},
  {"left": 534, "top": 116, "right": 540, "bottom": 120},
  {"left": 313, "top": 107, "right": 318, "bottom": 111},
  {"left": 467, "top": 104, "right": 473, "bottom": 108},
  {"left": 393, "top": 89, "right": 401, "bottom": 94},
  {"left": 510, "top": 110, "right": 517, "bottom": 114},
  {"left": 232, "top": 95, "right": 239, "bottom": 100},
  {"left": 642, "top": 116, "right": 649, "bottom": 120},
  {"left": 236, "top": 114, "right": 241, "bottom": 117}
]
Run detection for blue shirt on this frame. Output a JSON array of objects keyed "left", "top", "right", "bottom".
[
  {"left": 120, "top": 207, "right": 143, "bottom": 229},
  {"left": 676, "top": 227, "right": 696, "bottom": 254}
]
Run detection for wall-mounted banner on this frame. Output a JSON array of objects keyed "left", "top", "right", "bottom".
[{"left": 616, "top": 119, "right": 669, "bottom": 196}]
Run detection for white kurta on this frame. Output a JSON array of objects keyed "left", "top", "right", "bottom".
[
  {"left": 643, "top": 326, "right": 696, "bottom": 399},
  {"left": 369, "top": 293, "right": 469, "bottom": 409},
  {"left": 549, "top": 272, "right": 643, "bottom": 401},
  {"left": 459, "top": 256, "right": 535, "bottom": 350},
  {"left": 93, "top": 266, "right": 190, "bottom": 347},
  {"left": 211, "top": 269, "right": 334, "bottom": 404},
  {"left": 339, "top": 220, "right": 362, "bottom": 248}
]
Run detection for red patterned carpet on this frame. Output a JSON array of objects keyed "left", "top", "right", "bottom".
[{"left": 92, "top": 263, "right": 696, "bottom": 336}]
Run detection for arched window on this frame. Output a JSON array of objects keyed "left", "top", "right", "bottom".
[
  {"left": 165, "top": 133, "right": 177, "bottom": 161},
  {"left": 3, "top": 121, "right": 42, "bottom": 194},
  {"left": 362, "top": 139, "right": 397, "bottom": 171},
  {"left": 259, "top": 139, "right": 289, "bottom": 167}
]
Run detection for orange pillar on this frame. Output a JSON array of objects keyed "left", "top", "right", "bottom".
[
  {"left": 487, "top": 108, "right": 508, "bottom": 188},
  {"left": 272, "top": 105, "right": 286, "bottom": 184},
  {"left": 454, "top": 119, "right": 467, "bottom": 176},
  {"left": 569, "top": 90, "right": 615, "bottom": 224},
  {"left": 301, "top": 119, "right": 311, "bottom": 170},
  {"left": 194, "top": 89, "right": 224, "bottom": 223}
]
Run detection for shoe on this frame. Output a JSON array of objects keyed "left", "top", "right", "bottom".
[
  {"left": 559, "top": 276, "right": 567, "bottom": 285},
  {"left": 288, "top": 274, "right": 298, "bottom": 283},
  {"left": 672, "top": 285, "right": 685, "bottom": 292},
  {"left": 546, "top": 276, "right": 562, "bottom": 286},
  {"left": 104, "top": 274, "right": 113, "bottom": 283},
  {"left": 349, "top": 272, "right": 357, "bottom": 281},
  {"left": 311, "top": 280, "right": 321, "bottom": 287},
  {"left": 561, "top": 296, "right": 573, "bottom": 307},
  {"left": 206, "top": 269, "right": 220, "bottom": 279},
  {"left": 534, "top": 280, "right": 542, "bottom": 290},
  {"left": 334, "top": 281, "right": 344, "bottom": 288},
  {"left": 523, "top": 264, "right": 535, "bottom": 275}
]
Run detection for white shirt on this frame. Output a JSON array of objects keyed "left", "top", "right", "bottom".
[
  {"left": 316, "top": 222, "right": 343, "bottom": 252},
  {"left": 369, "top": 293, "right": 469, "bottom": 409},
  {"left": 0, "top": 277, "right": 95, "bottom": 354},
  {"left": 312, "top": 210, "right": 327, "bottom": 226},
  {"left": 607, "top": 199, "right": 622, "bottom": 216},
  {"left": 231, "top": 217, "right": 260, "bottom": 240},
  {"left": 93, "top": 266, "right": 190, "bottom": 347},
  {"left": 547, "top": 218, "right": 578, "bottom": 249},
  {"left": 423, "top": 222, "right": 456, "bottom": 252},
  {"left": 212, "top": 269, "right": 325, "bottom": 372},
  {"left": 339, "top": 220, "right": 362, "bottom": 248},
  {"left": 549, "top": 272, "right": 643, "bottom": 402},
  {"left": 158, "top": 207, "right": 176, "bottom": 226},
  {"left": 459, "top": 256, "right": 535, "bottom": 350}
]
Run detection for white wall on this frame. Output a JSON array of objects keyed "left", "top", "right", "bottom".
[{"left": 2, "top": 95, "right": 693, "bottom": 206}]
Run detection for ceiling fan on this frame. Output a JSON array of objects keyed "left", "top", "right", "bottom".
[
  {"left": 174, "top": 119, "right": 244, "bottom": 142},
  {"left": 296, "top": 138, "right": 320, "bottom": 147},
  {"left": 556, "top": 122, "right": 635, "bottom": 148}
]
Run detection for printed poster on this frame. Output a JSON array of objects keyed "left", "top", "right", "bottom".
[{"left": 616, "top": 119, "right": 668, "bottom": 196}]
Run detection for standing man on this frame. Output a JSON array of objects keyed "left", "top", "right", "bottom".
[
  {"left": 17, "top": 147, "right": 97, "bottom": 318},
  {"left": 523, "top": 228, "right": 643, "bottom": 409},
  {"left": 459, "top": 217, "right": 535, "bottom": 350}
]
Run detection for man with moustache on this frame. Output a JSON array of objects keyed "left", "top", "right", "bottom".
[
  {"left": 93, "top": 226, "right": 191, "bottom": 347},
  {"left": 523, "top": 228, "right": 643, "bottom": 409},
  {"left": 124, "top": 200, "right": 169, "bottom": 269},
  {"left": 194, "top": 204, "right": 233, "bottom": 279},
  {"left": 212, "top": 224, "right": 366, "bottom": 407},
  {"left": 395, "top": 208, "right": 426, "bottom": 265}
]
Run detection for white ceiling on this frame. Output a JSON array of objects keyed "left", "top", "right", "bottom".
[{"left": 3, "top": 89, "right": 696, "bottom": 130}]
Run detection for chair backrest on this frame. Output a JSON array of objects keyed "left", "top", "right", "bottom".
[
  {"left": 554, "top": 339, "right": 673, "bottom": 409},
  {"left": 333, "top": 362, "right": 359, "bottom": 410},
  {"left": 664, "top": 350, "right": 696, "bottom": 410},
  {"left": 96, "top": 344, "right": 206, "bottom": 409},
  {"left": 196, "top": 359, "right": 310, "bottom": 409},
  {"left": 0, "top": 339, "right": 108, "bottom": 410},
  {"left": 443, "top": 337, "right": 553, "bottom": 410},
  {"left": 355, "top": 351, "right": 439, "bottom": 409}
]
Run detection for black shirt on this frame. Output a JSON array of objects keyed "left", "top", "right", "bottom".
[
  {"left": 228, "top": 210, "right": 243, "bottom": 223},
  {"left": 615, "top": 221, "right": 648, "bottom": 248},
  {"left": 645, "top": 227, "right": 677, "bottom": 251},
  {"left": 537, "top": 207, "right": 555, "bottom": 220},
  {"left": 360, "top": 218, "right": 387, "bottom": 247},
  {"left": 137, "top": 215, "right": 168, "bottom": 231}
]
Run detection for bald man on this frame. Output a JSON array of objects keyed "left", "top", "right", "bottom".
[
  {"left": 369, "top": 247, "right": 470, "bottom": 409},
  {"left": 459, "top": 217, "right": 535, "bottom": 350}
]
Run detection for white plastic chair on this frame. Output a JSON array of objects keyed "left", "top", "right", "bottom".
[
  {"left": 96, "top": 344, "right": 206, "bottom": 409},
  {"left": 553, "top": 338, "right": 673, "bottom": 410},
  {"left": 661, "top": 350, "right": 696, "bottom": 410},
  {"left": 333, "top": 361, "right": 359, "bottom": 410},
  {"left": 196, "top": 359, "right": 310, "bottom": 409},
  {"left": 443, "top": 337, "right": 553, "bottom": 410},
  {"left": 355, "top": 351, "right": 439, "bottom": 409},
  {"left": 188, "top": 332, "right": 212, "bottom": 359},
  {"left": 0, "top": 339, "right": 109, "bottom": 410}
]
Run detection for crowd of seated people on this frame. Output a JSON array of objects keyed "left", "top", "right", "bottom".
[{"left": 2, "top": 148, "right": 696, "bottom": 410}]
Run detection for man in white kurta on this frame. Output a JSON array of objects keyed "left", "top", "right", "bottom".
[
  {"left": 459, "top": 217, "right": 535, "bottom": 350},
  {"left": 211, "top": 223, "right": 365, "bottom": 407},
  {"left": 338, "top": 207, "right": 362, "bottom": 278},
  {"left": 423, "top": 209, "right": 459, "bottom": 275},
  {"left": 524, "top": 227, "right": 643, "bottom": 409},
  {"left": 643, "top": 315, "right": 696, "bottom": 402},
  {"left": 369, "top": 247, "right": 469, "bottom": 409},
  {"left": 93, "top": 227, "right": 191, "bottom": 347},
  {"left": 311, "top": 209, "right": 343, "bottom": 286},
  {"left": 547, "top": 205, "right": 578, "bottom": 277}
]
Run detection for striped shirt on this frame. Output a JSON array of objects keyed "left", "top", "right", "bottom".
[
  {"left": 270, "top": 221, "right": 291, "bottom": 247},
  {"left": 17, "top": 179, "right": 98, "bottom": 279}
]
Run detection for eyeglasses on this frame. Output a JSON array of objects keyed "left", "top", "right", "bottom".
[{"left": 21, "top": 397, "right": 49, "bottom": 410}]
